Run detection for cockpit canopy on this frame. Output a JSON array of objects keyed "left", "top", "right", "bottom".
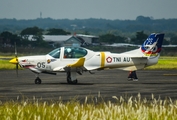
[{"left": 48, "top": 47, "right": 88, "bottom": 59}]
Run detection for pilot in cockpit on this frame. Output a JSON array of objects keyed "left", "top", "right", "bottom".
[{"left": 64, "top": 48, "right": 75, "bottom": 58}]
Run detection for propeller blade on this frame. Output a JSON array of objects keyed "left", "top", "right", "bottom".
[
  {"left": 15, "top": 42, "right": 17, "bottom": 57},
  {"left": 9, "top": 57, "right": 19, "bottom": 76},
  {"left": 15, "top": 42, "right": 18, "bottom": 77},
  {"left": 16, "top": 63, "right": 18, "bottom": 77}
]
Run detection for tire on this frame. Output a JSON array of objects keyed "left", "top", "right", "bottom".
[
  {"left": 67, "top": 71, "right": 78, "bottom": 84},
  {"left": 35, "top": 78, "right": 42, "bottom": 84}
]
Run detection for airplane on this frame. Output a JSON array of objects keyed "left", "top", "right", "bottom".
[{"left": 9, "top": 33, "right": 164, "bottom": 84}]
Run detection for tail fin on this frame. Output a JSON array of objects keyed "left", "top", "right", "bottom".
[{"left": 141, "top": 33, "right": 164, "bottom": 57}]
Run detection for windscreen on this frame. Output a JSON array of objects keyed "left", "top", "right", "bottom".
[{"left": 48, "top": 48, "right": 61, "bottom": 58}]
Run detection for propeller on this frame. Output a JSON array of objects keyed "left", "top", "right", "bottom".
[
  {"left": 9, "top": 42, "right": 19, "bottom": 77},
  {"left": 15, "top": 42, "right": 18, "bottom": 76}
]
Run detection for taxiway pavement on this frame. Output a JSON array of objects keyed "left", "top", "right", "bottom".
[{"left": 0, "top": 69, "right": 177, "bottom": 102}]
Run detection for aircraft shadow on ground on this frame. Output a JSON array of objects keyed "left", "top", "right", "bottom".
[
  {"left": 141, "top": 82, "right": 177, "bottom": 84},
  {"left": 42, "top": 82, "right": 94, "bottom": 85}
]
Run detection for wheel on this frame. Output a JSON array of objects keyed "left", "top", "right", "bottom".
[
  {"left": 67, "top": 79, "right": 78, "bottom": 84},
  {"left": 66, "top": 71, "right": 78, "bottom": 84},
  {"left": 71, "top": 79, "right": 78, "bottom": 84},
  {"left": 35, "top": 77, "right": 42, "bottom": 84},
  {"left": 67, "top": 76, "right": 78, "bottom": 84},
  {"left": 67, "top": 74, "right": 71, "bottom": 84}
]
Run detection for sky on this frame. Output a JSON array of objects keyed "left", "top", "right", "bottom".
[{"left": 0, "top": 0, "right": 177, "bottom": 20}]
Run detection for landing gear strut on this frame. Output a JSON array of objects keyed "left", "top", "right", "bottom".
[{"left": 67, "top": 71, "right": 78, "bottom": 84}]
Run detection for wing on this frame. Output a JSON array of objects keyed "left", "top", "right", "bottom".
[
  {"left": 29, "top": 67, "right": 42, "bottom": 73},
  {"left": 53, "top": 58, "right": 85, "bottom": 71},
  {"left": 67, "top": 58, "right": 85, "bottom": 67}
]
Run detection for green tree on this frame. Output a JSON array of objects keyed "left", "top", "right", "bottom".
[
  {"left": 131, "top": 31, "right": 148, "bottom": 44},
  {"left": 21, "top": 26, "right": 43, "bottom": 35},
  {"left": 163, "top": 38, "right": 170, "bottom": 45},
  {"left": 170, "top": 36, "right": 177, "bottom": 44},
  {"left": 114, "top": 36, "right": 126, "bottom": 43},
  {"left": 0, "top": 31, "right": 21, "bottom": 46},
  {"left": 46, "top": 28, "right": 70, "bottom": 35},
  {"left": 100, "top": 33, "right": 126, "bottom": 44},
  {"left": 20, "top": 27, "right": 50, "bottom": 47},
  {"left": 99, "top": 34, "right": 116, "bottom": 44}
]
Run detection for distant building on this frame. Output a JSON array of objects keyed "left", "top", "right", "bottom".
[
  {"left": 43, "top": 35, "right": 86, "bottom": 47},
  {"left": 63, "top": 36, "right": 81, "bottom": 47},
  {"left": 25, "top": 34, "right": 100, "bottom": 47},
  {"left": 42, "top": 35, "right": 73, "bottom": 47},
  {"left": 76, "top": 34, "right": 100, "bottom": 45}
]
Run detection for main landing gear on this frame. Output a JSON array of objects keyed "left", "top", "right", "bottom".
[
  {"left": 67, "top": 71, "right": 78, "bottom": 84},
  {"left": 128, "top": 71, "right": 138, "bottom": 81}
]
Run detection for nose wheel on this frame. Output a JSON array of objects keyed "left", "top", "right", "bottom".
[{"left": 35, "top": 77, "right": 42, "bottom": 84}]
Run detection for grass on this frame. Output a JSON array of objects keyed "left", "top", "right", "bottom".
[
  {"left": 146, "top": 56, "right": 177, "bottom": 69},
  {"left": 0, "top": 94, "right": 177, "bottom": 119},
  {"left": 0, "top": 59, "right": 17, "bottom": 70}
]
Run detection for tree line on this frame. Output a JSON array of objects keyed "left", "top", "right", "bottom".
[
  {"left": 1, "top": 16, "right": 177, "bottom": 35},
  {"left": 0, "top": 27, "right": 175, "bottom": 50}
]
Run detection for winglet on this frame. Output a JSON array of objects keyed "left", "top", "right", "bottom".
[{"left": 67, "top": 58, "right": 85, "bottom": 67}]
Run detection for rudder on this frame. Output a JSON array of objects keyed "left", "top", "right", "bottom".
[{"left": 141, "top": 33, "right": 164, "bottom": 57}]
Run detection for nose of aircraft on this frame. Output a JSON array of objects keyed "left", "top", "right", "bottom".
[{"left": 9, "top": 58, "right": 18, "bottom": 64}]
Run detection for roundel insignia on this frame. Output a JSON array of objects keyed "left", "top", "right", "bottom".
[
  {"left": 106, "top": 57, "right": 112, "bottom": 63},
  {"left": 47, "top": 59, "right": 51, "bottom": 64}
]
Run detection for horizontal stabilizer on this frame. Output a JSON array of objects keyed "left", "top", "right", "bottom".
[
  {"left": 131, "top": 57, "right": 148, "bottom": 59},
  {"left": 117, "top": 57, "right": 148, "bottom": 71},
  {"left": 131, "top": 57, "right": 148, "bottom": 64}
]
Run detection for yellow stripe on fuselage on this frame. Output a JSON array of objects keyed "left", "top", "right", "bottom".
[{"left": 100, "top": 52, "right": 105, "bottom": 68}]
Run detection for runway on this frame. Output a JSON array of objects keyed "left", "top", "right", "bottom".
[{"left": 0, "top": 69, "right": 177, "bottom": 102}]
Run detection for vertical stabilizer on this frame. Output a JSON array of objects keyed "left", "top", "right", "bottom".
[{"left": 141, "top": 33, "right": 164, "bottom": 57}]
